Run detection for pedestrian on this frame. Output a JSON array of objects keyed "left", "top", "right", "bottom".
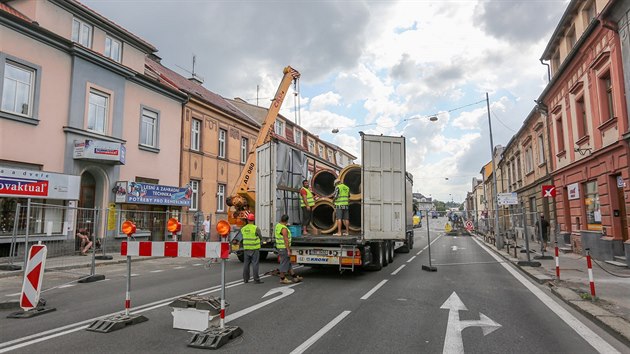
[
  {"left": 202, "top": 215, "right": 211, "bottom": 241},
  {"left": 333, "top": 179, "right": 350, "bottom": 236},
  {"left": 241, "top": 213, "right": 263, "bottom": 284},
  {"left": 276, "top": 214, "right": 303, "bottom": 284},
  {"left": 299, "top": 178, "right": 315, "bottom": 235},
  {"left": 535, "top": 214, "right": 550, "bottom": 252},
  {"left": 76, "top": 228, "right": 92, "bottom": 256}
]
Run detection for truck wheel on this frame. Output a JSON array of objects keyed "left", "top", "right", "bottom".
[
  {"left": 398, "top": 233, "right": 411, "bottom": 253},
  {"left": 366, "top": 243, "right": 383, "bottom": 271},
  {"left": 259, "top": 251, "right": 268, "bottom": 261},
  {"left": 237, "top": 252, "right": 244, "bottom": 262},
  {"left": 387, "top": 241, "right": 394, "bottom": 263}
]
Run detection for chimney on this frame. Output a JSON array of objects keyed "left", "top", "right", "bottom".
[{"left": 189, "top": 74, "right": 204, "bottom": 85}]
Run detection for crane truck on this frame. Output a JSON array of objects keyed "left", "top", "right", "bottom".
[{"left": 226, "top": 66, "right": 300, "bottom": 261}]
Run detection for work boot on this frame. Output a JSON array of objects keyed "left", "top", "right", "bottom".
[
  {"left": 292, "top": 275, "right": 303, "bottom": 282},
  {"left": 254, "top": 279, "right": 264, "bottom": 284},
  {"left": 280, "top": 278, "right": 293, "bottom": 284}
]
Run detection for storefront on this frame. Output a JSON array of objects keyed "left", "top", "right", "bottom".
[
  {"left": 0, "top": 166, "right": 80, "bottom": 256},
  {"left": 113, "top": 181, "right": 192, "bottom": 241}
]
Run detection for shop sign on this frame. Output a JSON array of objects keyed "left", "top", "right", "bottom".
[
  {"left": 497, "top": 192, "right": 518, "bottom": 205},
  {"left": 73, "top": 140, "right": 126, "bottom": 165},
  {"left": 0, "top": 166, "right": 80, "bottom": 200},
  {"left": 114, "top": 181, "right": 192, "bottom": 206},
  {"left": 567, "top": 183, "right": 580, "bottom": 200}
]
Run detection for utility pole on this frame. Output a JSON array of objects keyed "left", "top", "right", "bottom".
[{"left": 486, "top": 93, "right": 502, "bottom": 249}]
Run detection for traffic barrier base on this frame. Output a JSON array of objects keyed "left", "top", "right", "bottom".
[
  {"left": 169, "top": 295, "right": 226, "bottom": 331},
  {"left": 86, "top": 313, "right": 148, "bottom": 333},
  {"left": 78, "top": 274, "right": 106, "bottom": 283},
  {"left": 188, "top": 325, "right": 243, "bottom": 350},
  {"left": 7, "top": 299, "right": 56, "bottom": 318}
]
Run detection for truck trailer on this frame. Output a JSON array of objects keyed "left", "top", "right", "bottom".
[{"left": 256, "top": 133, "right": 414, "bottom": 271}]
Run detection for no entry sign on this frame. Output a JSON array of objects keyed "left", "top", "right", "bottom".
[{"left": 542, "top": 185, "right": 556, "bottom": 198}]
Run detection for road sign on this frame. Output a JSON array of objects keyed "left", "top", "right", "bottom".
[
  {"left": 20, "top": 244, "right": 47, "bottom": 311},
  {"left": 464, "top": 220, "right": 474, "bottom": 231},
  {"left": 497, "top": 192, "right": 518, "bottom": 205},
  {"left": 542, "top": 185, "right": 556, "bottom": 198}
]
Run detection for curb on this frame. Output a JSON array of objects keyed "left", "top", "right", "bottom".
[{"left": 474, "top": 234, "right": 630, "bottom": 346}]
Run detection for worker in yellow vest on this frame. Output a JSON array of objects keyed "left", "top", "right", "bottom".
[
  {"left": 275, "top": 214, "right": 303, "bottom": 284},
  {"left": 333, "top": 179, "right": 350, "bottom": 236},
  {"left": 299, "top": 179, "right": 316, "bottom": 235},
  {"left": 241, "top": 213, "right": 263, "bottom": 284}
]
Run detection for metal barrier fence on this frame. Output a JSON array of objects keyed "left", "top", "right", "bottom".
[{"left": 0, "top": 202, "right": 213, "bottom": 285}]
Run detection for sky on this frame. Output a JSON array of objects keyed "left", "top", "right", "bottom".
[{"left": 83, "top": 0, "right": 569, "bottom": 203}]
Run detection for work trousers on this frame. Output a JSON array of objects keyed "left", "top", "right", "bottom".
[{"left": 243, "top": 249, "right": 261, "bottom": 282}]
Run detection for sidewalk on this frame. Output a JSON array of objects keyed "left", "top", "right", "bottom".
[{"left": 474, "top": 232, "right": 630, "bottom": 346}]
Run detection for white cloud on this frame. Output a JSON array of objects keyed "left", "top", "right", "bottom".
[{"left": 310, "top": 92, "right": 341, "bottom": 111}]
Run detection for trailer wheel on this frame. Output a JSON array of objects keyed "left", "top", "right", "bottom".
[
  {"left": 259, "top": 251, "right": 268, "bottom": 261},
  {"left": 398, "top": 233, "right": 411, "bottom": 253},
  {"left": 366, "top": 243, "right": 383, "bottom": 271},
  {"left": 387, "top": 241, "right": 394, "bottom": 263},
  {"left": 382, "top": 242, "right": 389, "bottom": 267}
]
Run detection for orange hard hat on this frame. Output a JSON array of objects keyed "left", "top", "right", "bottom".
[{"left": 247, "top": 213, "right": 255, "bottom": 221}]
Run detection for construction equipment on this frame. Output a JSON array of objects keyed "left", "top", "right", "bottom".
[{"left": 226, "top": 66, "right": 300, "bottom": 227}]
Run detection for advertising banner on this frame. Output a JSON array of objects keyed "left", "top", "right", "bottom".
[
  {"left": 567, "top": 183, "right": 580, "bottom": 200},
  {"left": 497, "top": 192, "right": 518, "bottom": 206},
  {"left": 0, "top": 166, "right": 80, "bottom": 200},
  {"left": 73, "top": 139, "right": 126, "bottom": 165},
  {"left": 114, "top": 181, "right": 192, "bottom": 206}
]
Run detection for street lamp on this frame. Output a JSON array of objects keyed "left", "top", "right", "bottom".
[{"left": 486, "top": 92, "right": 502, "bottom": 249}]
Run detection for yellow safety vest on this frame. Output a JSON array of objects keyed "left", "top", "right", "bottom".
[
  {"left": 241, "top": 224, "right": 260, "bottom": 250},
  {"left": 335, "top": 183, "right": 350, "bottom": 206},
  {"left": 275, "top": 223, "right": 291, "bottom": 249},
  {"left": 300, "top": 187, "right": 315, "bottom": 207}
]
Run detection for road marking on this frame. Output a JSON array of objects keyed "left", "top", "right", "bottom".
[
  {"left": 174, "top": 266, "right": 185, "bottom": 269},
  {"left": 441, "top": 292, "right": 501, "bottom": 353},
  {"left": 226, "top": 284, "right": 299, "bottom": 323},
  {"left": 290, "top": 311, "right": 351, "bottom": 354},
  {"left": 406, "top": 255, "right": 416, "bottom": 263},
  {"left": 472, "top": 237, "right": 620, "bottom": 354},
  {"left": 391, "top": 265, "right": 405, "bottom": 275},
  {"left": 5, "top": 293, "right": 21, "bottom": 297},
  {"left": 150, "top": 270, "right": 164, "bottom": 273},
  {"left": 192, "top": 263, "right": 203, "bottom": 266},
  {"left": 130, "top": 273, "right": 139, "bottom": 277},
  {"left": 360, "top": 280, "right": 388, "bottom": 300},
  {"left": 417, "top": 234, "right": 443, "bottom": 255},
  {"left": 57, "top": 284, "right": 76, "bottom": 289}
]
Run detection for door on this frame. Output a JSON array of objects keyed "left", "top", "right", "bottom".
[{"left": 616, "top": 175, "right": 628, "bottom": 241}]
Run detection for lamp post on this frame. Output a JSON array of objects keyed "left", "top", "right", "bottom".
[{"left": 486, "top": 92, "right": 502, "bottom": 249}]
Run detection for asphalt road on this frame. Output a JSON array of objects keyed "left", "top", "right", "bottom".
[{"left": 0, "top": 217, "right": 628, "bottom": 353}]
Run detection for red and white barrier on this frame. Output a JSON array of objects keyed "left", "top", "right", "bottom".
[
  {"left": 121, "top": 241, "right": 229, "bottom": 259},
  {"left": 20, "top": 244, "right": 47, "bottom": 311},
  {"left": 554, "top": 242, "right": 560, "bottom": 280},
  {"left": 586, "top": 249, "right": 596, "bottom": 299}
]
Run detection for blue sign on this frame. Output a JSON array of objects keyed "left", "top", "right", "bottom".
[{"left": 116, "top": 182, "right": 192, "bottom": 206}]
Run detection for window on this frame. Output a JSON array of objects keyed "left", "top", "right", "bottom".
[
  {"left": 318, "top": 144, "right": 324, "bottom": 157},
  {"left": 191, "top": 119, "right": 201, "bottom": 151},
  {"left": 529, "top": 196, "right": 536, "bottom": 225},
  {"left": 566, "top": 27, "right": 576, "bottom": 51},
  {"left": 601, "top": 74, "right": 615, "bottom": 121},
  {"left": 308, "top": 139, "right": 315, "bottom": 153},
  {"left": 551, "top": 52, "right": 560, "bottom": 75},
  {"left": 585, "top": 180, "right": 601, "bottom": 231},
  {"left": 87, "top": 90, "right": 109, "bottom": 134},
  {"left": 140, "top": 108, "right": 158, "bottom": 147},
  {"left": 525, "top": 147, "right": 533, "bottom": 174},
  {"left": 294, "top": 129, "right": 302, "bottom": 146},
  {"left": 327, "top": 149, "right": 333, "bottom": 162},
  {"left": 275, "top": 120, "right": 284, "bottom": 137},
  {"left": 516, "top": 156, "right": 522, "bottom": 181},
  {"left": 240, "top": 137, "right": 248, "bottom": 164},
  {"left": 584, "top": 2, "right": 596, "bottom": 26},
  {"left": 575, "top": 95, "right": 587, "bottom": 137},
  {"left": 217, "top": 184, "right": 226, "bottom": 212},
  {"left": 555, "top": 115, "right": 565, "bottom": 152},
  {"left": 1, "top": 61, "right": 34, "bottom": 117},
  {"left": 190, "top": 180, "right": 199, "bottom": 211},
  {"left": 218, "top": 128, "right": 226, "bottom": 158},
  {"left": 105, "top": 36, "right": 122, "bottom": 62},
  {"left": 72, "top": 18, "right": 92, "bottom": 48},
  {"left": 537, "top": 135, "right": 545, "bottom": 165}
]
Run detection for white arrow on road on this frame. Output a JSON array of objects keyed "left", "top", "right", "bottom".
[
  {"left": 440, "top": 292, "right": 501, "bottom": 353},
  {"left": 225, "top": 283, "right": 299, "bottom": 323}
]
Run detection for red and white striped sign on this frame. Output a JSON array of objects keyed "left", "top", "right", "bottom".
[
  {"left": 121, "top": 241, "right": 229, "bottom": 259},
  {"left": 20, "top": 244, "right": 47, "bottom": 311}
]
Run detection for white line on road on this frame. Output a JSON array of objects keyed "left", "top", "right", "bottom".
[
  {"left": 391, "top": 265, "right": 405, "bottom": 275},
  {"left": 290, "top": 311, "right": 351, "bottom": 354},
  {"left": 150, "top": 270, "right": 164, "bottom": 273},
  {"left": 472, "top": 237, "right": 620, "bottom": 354},
  {"left": 417, "top": 235, "right": 442, "bottom": 256},
  {"left": 192, "top": 263, "right": 203, "bottom": 266},
  {"left": 5, "top": 293, "right": 21, "bottom": 297},
  {"left": 57, "top": 284, "right": 76, "bottom": 289},
  {"left": 406, "top": 256, "right": 417, "bottom": 263},
  {"left": 173, "top": 266, "right": 185, "bottom": 269},
  {"left": 360, "top": 280, "right": 388, "bottom": 300}
]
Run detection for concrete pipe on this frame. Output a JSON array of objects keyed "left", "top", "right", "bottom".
[
  {"left": 312, "top": 170, "right": 337, "bottom": 198},
  {"left": 312, "top": 198, "right": 337, "bottom": 234},
  {"left": 340, "top": 164, "right": 361, "bottom": 199},
  {"left": 348, "top": 200, "right": 361, "bottom": 232}
]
